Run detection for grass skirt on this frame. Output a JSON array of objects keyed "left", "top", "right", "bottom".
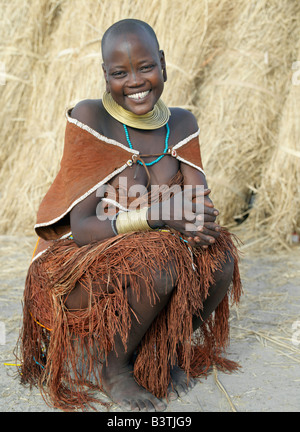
[{"left": 17, "top": 228, "right": 242, "bottom": 410}]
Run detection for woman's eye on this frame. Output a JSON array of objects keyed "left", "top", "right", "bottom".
[
  {"left": 141, "top": 64, "right": 155, "bottom": 72},
  {"left": 112, "top": 71, "right": 126, "bottom": 78}
]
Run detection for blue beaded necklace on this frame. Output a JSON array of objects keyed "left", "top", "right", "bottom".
[{"left": 123, "top": 123, "right": 170, "bottom": 166}]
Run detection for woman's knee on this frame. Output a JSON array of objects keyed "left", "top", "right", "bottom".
[
  {"left": 64, "top": 281, "right": 89, "bottom": 309},
  {"left": 151, "top": 259, "right": 178, "bottom": 298},
  {"left": 214, "top": 251, "right": 234, "bottom": 288},
  {"left": 64, "top": 279, "right": 106, "bottom": 310}
]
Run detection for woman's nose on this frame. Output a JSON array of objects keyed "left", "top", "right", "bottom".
[{"left": 127, "top": 70, "right": 144, "bottom": 87}]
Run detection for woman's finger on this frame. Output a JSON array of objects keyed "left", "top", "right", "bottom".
[{"left": 197, "top": 222, "right": 221, "bottom": 234}]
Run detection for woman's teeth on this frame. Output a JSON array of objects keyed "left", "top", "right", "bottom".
[{"left": 127, "top": 90, "right": 150, "bottom": 100}]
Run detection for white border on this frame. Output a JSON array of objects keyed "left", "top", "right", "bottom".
[
  {"left": 172, "top": 128, "right": 200, "bottom": 150},
  {"left": 31, "top": 231, "right": 73, "bottom": 263},
  {"left": 176, "top": 156, "right": 205, "bottom": 176},
  {"left": 66, "top": 110, "right": 139, "bottom": 154}
]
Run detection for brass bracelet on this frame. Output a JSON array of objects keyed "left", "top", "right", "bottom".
[{"left": 115, "top": 207, "right": 152, "bottom": 234}]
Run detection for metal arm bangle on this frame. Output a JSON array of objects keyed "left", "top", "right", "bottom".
[
  {"left": 115, "top": 207, "right": 152, "bottom": 234},
  {"left": 111, "top": 211, "right": 122, "bottom": 236}
]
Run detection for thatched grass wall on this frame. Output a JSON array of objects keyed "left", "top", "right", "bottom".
[{"left": 0, "top": 0, "right": 299, "bottom": 251}]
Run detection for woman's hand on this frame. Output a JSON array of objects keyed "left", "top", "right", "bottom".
[
  {"left": 148, "top": 188, "right": 221, "bottom": 247},
  {"left": 186, "top": 189, "right": 221, "bottom": 248}
]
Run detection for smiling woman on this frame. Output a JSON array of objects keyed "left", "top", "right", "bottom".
[{"left": 18, "top": 18, "right": 242, "bottom": 412}]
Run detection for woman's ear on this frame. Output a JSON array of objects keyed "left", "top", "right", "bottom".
[
  {"left": 102, "top": 63, "right": 110, "bottom": 93},
  {"left": 159, "top": 50, "right": 167, "bottom": 82}
]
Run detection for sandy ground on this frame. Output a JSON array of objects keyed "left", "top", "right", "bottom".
[{"left": 0, "top": 235, "right": 299, "bottom": 413}]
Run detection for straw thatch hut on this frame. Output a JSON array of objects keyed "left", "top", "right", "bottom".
[{"left": 0, "top": 0, "right": 299, "bottom": 251}]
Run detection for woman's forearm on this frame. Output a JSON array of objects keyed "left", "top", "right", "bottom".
[{"left": 71, "top": 215, "right": 115, "bottom": 246}]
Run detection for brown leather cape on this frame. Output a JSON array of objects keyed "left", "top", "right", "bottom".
[{"left": 34, "top": 109, "right": 204, "bottom": 242}]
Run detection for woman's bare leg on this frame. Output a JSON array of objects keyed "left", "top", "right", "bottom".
[
  {"left": 168, "top": 252, "right": 234, "bottom": 400},
  {"left": 65, "top": 253, "right": 234, "bottom": 410},
  {"left": 101, "top": 269, "right": 177, "bottom": 411},
  {"left": 65, "top": 263, "right": 176, "bottom": 411},
  {"left": 193, "top": 252, "right": 234, "bottom": 331}
]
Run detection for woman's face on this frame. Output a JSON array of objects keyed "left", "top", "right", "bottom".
[{"left": 102, "top": 30, "right": 166, "bottom": 116}]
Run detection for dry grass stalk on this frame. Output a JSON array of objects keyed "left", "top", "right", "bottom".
[
  {"left": 245, "top": 42, "right": 300, "bottom": 249},
  {"left": 232, "top": 325, "right": 300, "bottom": 364},
  {"left": 213, "top": 365, "right": 238, "bottom": 412}
]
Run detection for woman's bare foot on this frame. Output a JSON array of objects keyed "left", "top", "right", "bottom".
[
  {"left": 101, "top": 361, "right": 167, "bottom": 412},
  {"left": 167, "top": 365, "right": 197, "bottom": 401}
]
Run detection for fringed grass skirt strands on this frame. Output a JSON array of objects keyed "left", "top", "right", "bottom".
[{"left": 17, "top": 226, "right": 242, "bottom": 411}]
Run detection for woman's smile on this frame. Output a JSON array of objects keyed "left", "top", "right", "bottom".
[{"left": 126, "top": 90, "right": 151, "bottom": 101}]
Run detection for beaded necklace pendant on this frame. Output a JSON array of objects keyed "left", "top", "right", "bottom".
[{"left": 123, "top": 123, "right": 170, "bottom": 167}]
